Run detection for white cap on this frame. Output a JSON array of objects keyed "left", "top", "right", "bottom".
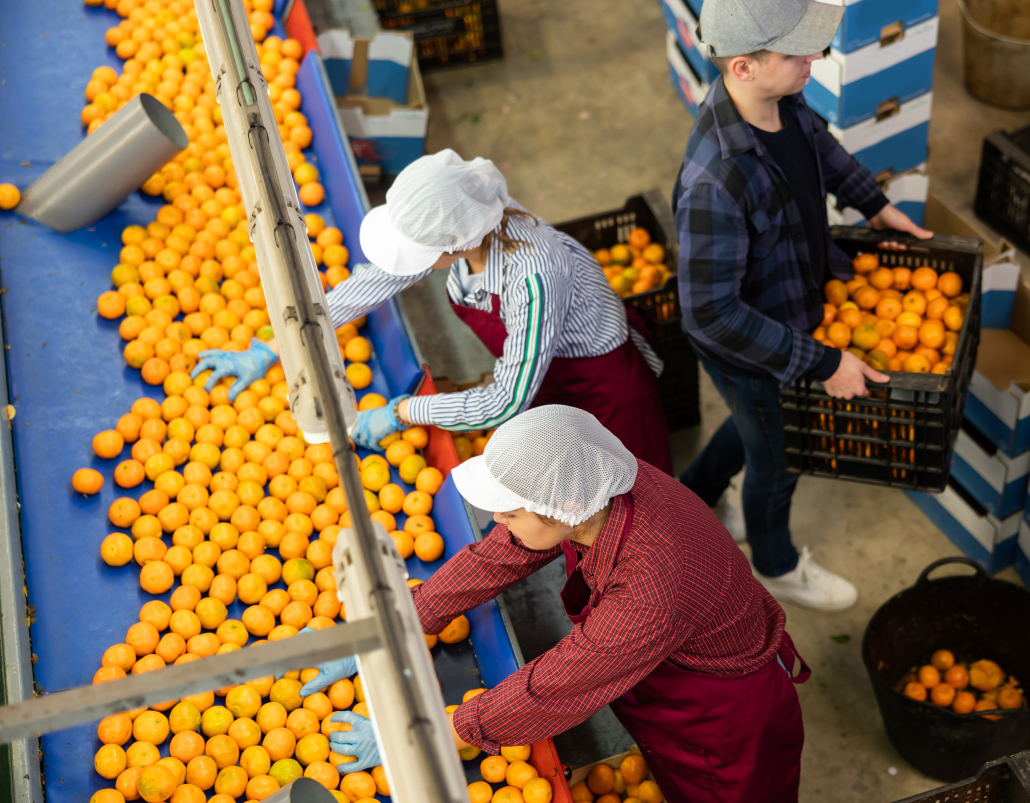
[
  {"left": 358, "top": 149, "right": 509, "bottom": 277},
  {"left": 450, "top": 405, "right": 638, "bottom": 526}
]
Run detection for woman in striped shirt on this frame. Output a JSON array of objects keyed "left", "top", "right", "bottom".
[{"left": 193, "top": 150, "right": 672, "bottom": 473}]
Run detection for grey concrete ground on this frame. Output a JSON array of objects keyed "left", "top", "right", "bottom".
[{"left": 318, "top": 0, "right": 1030, "bottom": 797}]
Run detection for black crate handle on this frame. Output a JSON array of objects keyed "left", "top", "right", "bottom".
[{"left": 915, "top": 556, "right": 991, "bottom": 586}]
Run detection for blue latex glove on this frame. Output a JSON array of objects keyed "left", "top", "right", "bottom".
[
  {"left": 190, "top": 338, "right": 278, "bottom": 401},
  {"left": 329, "top": 710, "right": 380, "bottom": 771},
  {"left": 299, "top": 653, "right": 359, "bottom": 696},
  {"left": 350, "top": 394, "right": 410, "bottom": 451}
]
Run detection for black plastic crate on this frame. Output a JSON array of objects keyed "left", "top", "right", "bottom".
[
  {"left": 373, "top": 0, "right": 504, "bottom": 71},
  {"left": 554, "top": 190, "right": 699, "bottom": 430},
  {"left": 974, "top": 124, "right": 1030, "bottom": 255},
  {"left": 780, "top": 227, "right": 983, "bottom": 492},
  {"left": 891, "top": 751, "right": 1030, "bottom": 803}
]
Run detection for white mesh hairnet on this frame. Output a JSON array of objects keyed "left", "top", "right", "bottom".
[
  {"left": 386, "top": 149, "right": 508, "bottom": 252},
  {"left": 483, "top": 405, "right": 638, "bottom": 525}
]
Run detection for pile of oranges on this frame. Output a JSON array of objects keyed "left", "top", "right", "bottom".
[
  {"left": 594, "top": 228, "right": 670, "bottom": 299},
  {"left": 815, "top": 254, "right": 969, "bottom": 375},
  {"left": 565, "top": 754, "right": 662, "bottom": 803},
  {"left": 71, "top": 2, "right": 511, "bottom": 802},
  {"left": 452, "top": 429, "right": 496, "bottom": 464},
  {"left": 900, "top": 649, "right": 1024, "bottom": 717}
]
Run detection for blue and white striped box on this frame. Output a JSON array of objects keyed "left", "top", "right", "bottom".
[
  {"left": 660, "top": 0, "right": 720, "bottom": 85},
  {"left": 830, "top": 165, "right": 928, "bottom": 226},
  {"left": 815, "top": 0, "right": 939, "bottom": 54},
  {"left": 981, "top": 249, "right": 1021, "bottom": 330},
  {"left": 964, "top": 321, "right": 1030, "bottom": 459},
  {"left": 667, "top": 31, "right": 710, "bottom": 118},
  {"left": 804, "top": 16, "right": 937, "bottom": 128},
  {"left": 906, "top": 481, "right": 1020, "bottom": 574},
  {"left": 318, "top": 29, "right": 413, "bottom": 106},
  {"left": 826, "top": 92, "right": 931, "bottom": 178},
  {"left": 1017, "top": 519, "right": 1030, "bottom": 587},
  {"left": 951, "top": 423, "right": 1030, "bottom": 520}
]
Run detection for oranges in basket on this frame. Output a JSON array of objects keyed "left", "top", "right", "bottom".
[
  {"left": 816, "top": 255, "right": 968, "bottom": 375},
  {"left": 594, "top": 228, "right": 670, "bottom": 299},
  {"left": 899, "top": 648, "right": 1024, "bottom": 718}
]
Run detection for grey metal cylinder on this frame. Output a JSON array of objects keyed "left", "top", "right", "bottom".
[
  {"left": 262, "top": 778, "right": 337, "bottom": 803},
  {"left": 17, "top": 93, "right": 187, "bottom": 232},
  {"left": 958, "top": 0, "right": 1030, "bottom": 110}
]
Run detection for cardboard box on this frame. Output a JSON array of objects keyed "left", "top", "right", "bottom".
[
  {"left": 320, "top": 28, "right": 429, "bottom": 177},
  {"left": 667, "top": 31, "right": 710, "bottom": 118},
  {"left": 906, "top": 480, "right": 1020, "bottom": 574},
  {"left": 1017, "top": 519, "right": 1030, "bottom": 587},
  {"left": 827, "top": 91, "right": 931, "bottom": 178},
  {"left": 660, "top": 0, "right": 720, "bottom": 85},
  {"left": 318, "top": 29, "right": 413, "bottom": 106},
  {"left": 805, "top": 16, "right": 937, "bottom": 128},
  {"left": 829, "top": 165, "right": 928, "bottom": 226},
  {"left": 950, "top": 421, "right": 1030, "bottom": 519},
  {"left": 814, "top": 0, "right": 939, "bottom": 54},
  {"left": 922, "top": 193, "right": 1020, "bottom": 331}
]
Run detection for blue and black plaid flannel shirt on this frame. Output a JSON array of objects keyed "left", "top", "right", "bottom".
[{"left": 674, "top": 76, "right": 888, "bottom": 387}]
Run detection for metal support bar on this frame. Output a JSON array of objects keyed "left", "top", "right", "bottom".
[{"left": 0, "top": 618, "right": 380, "bottom": 745}]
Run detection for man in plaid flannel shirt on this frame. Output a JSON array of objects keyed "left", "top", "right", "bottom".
[{"left": 676, "top": 0, "right": 932, "bottom": 611}]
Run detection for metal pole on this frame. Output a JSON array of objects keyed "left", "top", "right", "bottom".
[
  {"left": 0, "top": 619, "right": 380, "bottom": 745},
  {"left": 16, "top": 94, "right": 187, "bottom": 232}
]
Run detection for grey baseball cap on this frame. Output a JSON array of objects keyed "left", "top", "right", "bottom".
[{"left": 698, "top": 0, "right": 844, "bottom": 58}]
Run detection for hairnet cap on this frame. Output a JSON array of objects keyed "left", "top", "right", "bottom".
[
  {"left": 359, "top": 148, "right": 509, "bottom": 277},
  {"left": 450, "top": 405, "right": 638, "bottom": 525}
]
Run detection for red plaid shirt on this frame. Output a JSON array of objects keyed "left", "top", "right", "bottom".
[{"left": 410, "top": 461, "right": 785, "bottom": 752}]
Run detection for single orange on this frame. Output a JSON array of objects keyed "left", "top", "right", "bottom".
[
  {"left": 507, "top": 760, "right": 540, "bottom": 790},
  {"left": 493, "top": 787, "right": 525, "bottom": 803},
  {"left": 952, "top": 691, "right": 977, "bottom": 714},
  {"left": 470, "top": 781, "right": 495, "bottom": 803},
  {"left": 930, "top": 683, "right": 956, "bottom": 707},
  {"left": 587, "top": 764, "right": 615, "bottom": 795},
  {"left": 481, "top": 755, "right": 509, "bottom": 783},
  {"left": 911, "top": 267, "right": 938, "bottom": 291},
  {"left": 937, "top": 271, "right": 962, "bottom": 297},
  {"left": 945, "top": 665, "right": 969, "bottom": 689},
  {"left": 918, "top": 665, "right": 941, "bottom": 689},
  {"left": 620, "top": 754, "right": 647, "bottom": 784},
  {"left": 824, "top": 280, "right": 847, "bottom": 306},
  {"left": 903, "top": 682, "right": 927, "bottom": 701},
  {"left": 523, "top": 778, "right": 553, "bottom": 803}
]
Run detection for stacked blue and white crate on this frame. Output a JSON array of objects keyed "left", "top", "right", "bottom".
[
  {"left": 808, "top": 0, "right": 939, "bottom": 226},
  {"left": 662, "top": 0, "right": 714, "bottom": 117}
]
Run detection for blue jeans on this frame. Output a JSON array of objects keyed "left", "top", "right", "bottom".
[{"left": 680, "top": 355, "right": 801, "bottom": 578}]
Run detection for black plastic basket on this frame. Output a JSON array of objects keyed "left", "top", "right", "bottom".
[
  {"left": 554, "top": 190, "right": 699, "bottom": 430},
  {"left": 974, "top": 125, "right": 1030, "bottom": 255},
  {"left": 866, "top": 558, "right": 1030, "bottom": 783},
  {"left": 373, "top": 0, "right": 503, "bottom": 71},
  {"left": 891, "top": 751, "right": 1030, "bottom": 803},
  {"left": 780, "top": 227, "right": 983, "bottom": 492}
]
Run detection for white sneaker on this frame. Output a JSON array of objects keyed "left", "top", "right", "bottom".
[
  {"left": 711, "top": 493, "right": 747, "bottom": 542},
  {"left": 753, "top": 546, "right": 858, "bottom": 612}
]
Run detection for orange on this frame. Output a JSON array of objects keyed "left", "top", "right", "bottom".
[
  {"left": 137, "top": 764, "right": 177, "bottom": 802},
  {"left": 975, "top": 699, "right": 1001, "bottom": 720},
  {"left": 914, "top": 347, "right": 940, "bottom": 367},
  {"left": 507, "top": 761, "right": 540, "bottom": 790},
  {"left": 835, "top": 307, "right": 862, "bottom": 329},
  {"left": 930, "top": 683, "right": 956, "bottom": 707},
  {"left": 414, "top": 531, "right": 445, "bottom": 562},
  {"left": 903, "top": 354, "right": 931, "bottom": 374},
  {"left": 852, "top": 253, "right": 878, "bottom": 274},
  {"left": 340, "top": 771, "right": 377, "bottom": 802},
  {"left": 937, "top": 271, "right": 962, "bottom": 298},
  {"left": 95, "top": 744, "right": 128, "bottom": 779},
  {"left": 894, "top": 312, "right": 922, "bottom": 330},
  {"left": 263, "top": 727, "right": 297, "bottom": 761},
  {"left": 902, "top": 291, "right": 927, "bottom": 316},
  {"left": 405, "top": 514, "right": 435, "bottom": 534},
  {"left": 570, "top": 782, "right": 594, "bottom": 803},
  {"left": 851, "top": 324, "right": 880, "bottom": 352},
  {"left": 286, "top": 708, "right": 321, "bottom": 740},
  {"left": 101, "top": 533, "right": 135, "bottom": 567},
  {"left": 72, "top": 467, "right": 105, "bottom": 495},
  {"left": 845, "top": 277, "right": 868, "bottom": 296},
  {"left": 821, "top": 304, "right": 836, "bottom": 327},
  {"left": 636, "top": 781, "right": 663, "bottom": 803},
  {"left": 926, "top": 296, "right": 950, "bottom": 321},
  {"left": 628, "top": 228, "right": 651, "bottom": 249},
  {"left": 853, "top": 286, "right": 880, "bottom": 310},
  {"left": 493, "top": 788, "right": 525, "bottom": 803},
  {"left": 116, "top": 768, "right": 144, "bottom": 801},
  {"left": 944, "top": 665, "right": 969, "bottom": 689},
  {"left": 523, "top": 778, "right": 553, "bottom": 803},
  {"left": 952, "top": 691, "right": 976, "bottom": 714},
  {"left": 206, "top": 734, "right": 241, "bottom": 770},
  {"left": 970, "top": 660, "right": 1005, "bottom": 691},
  {"left": 94, "top": 430, "right": 126, "bottom": 459},
  {"left": 214, "top": 765, "right": 249, "bottom": 799},
  {"left": 134, "top": 711, "right": 170, "bottom": 745},
  {"left": 0, "top": 183, "right": 20, "bottom": 210},
  {"left": 906, "top": 679, "right": 931, "bottom": 700},
  {"left": 109, "top": 497, "right": 142, "bottom": 528},
  {"left": 170, "top": 731, "right": 206, "bottom": 764},
  {"left": 126, "top": 740, "right": 160, "bottom": 769},
  {"left": 918, "top": 320, "right": 945, "bottom": 349},
  {"left": 998, "top": 686, "right": 1024, "bottom": 709},
  {"left": 620, "top": 755, "right": 647, "bottom": 785},
  {"left": 295, "top": 733, "right": 331, "bottom": 766},
  {"left": 874, "top": 297, "right": 901, "bottom": 320},
  {"left": 892, "top": 267, "right": 912, "bottom": 290},
  {"left": 826, "top": 322, "right": 851, "bottom": 349},
  {"left": 114, "top": 459, "right": 146, "bottom": 488},
  {"left": 824, "top": 280, "right": 847, "bottom": 306},
  {"left": 481, "top": 755, "right": 509, "bottom": 783},
  {"left": 328, "top": 679, "right": 355, "bottom": 710},
  {"left": 869, "top": 267, "right": 894, "bottom": 290},
  {"left": 370, "top": 765, "right": 390, "bottom": 796},
  {"left": 943, "top": 306, "right": 964, "bottom": 332},
  {"left": 587, "top": 764, "right": 615, "bottom": 795},
  {"left": 169, "top": 701, "right": 202, "bottom": 734},
  {"left": 911, "top": 267, "right": 938, "bottom": 291},
  {"left": 186, "top": 754, "right": 218, "bottom": 790},
  {"left": 470, "top": 781, "right": 495, "bottom": 803},
  {"left": 892, "top": 326, "right": 918, "bottom": 350},
  {"left": 931, "top": 650, "right": 955, "bottom": 672},
  {"left": 918, "top": 665, "right": 941, "bottom": 688},
  {"left": 241, "top": 744, "right": 273, "bottom": 778},
  {"left": 98, "top": 713, "right": 134, "bottom": 745}
]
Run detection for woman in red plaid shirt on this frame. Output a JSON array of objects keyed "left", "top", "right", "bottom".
[{"left": 411, "top": 405, "right": 810, "bottom": 803}]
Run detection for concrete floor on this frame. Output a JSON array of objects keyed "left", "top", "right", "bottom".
[{"left": 315, "top": 0, "right": 1030, "bottom": 798}]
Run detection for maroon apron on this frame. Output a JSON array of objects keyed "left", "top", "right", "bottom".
[
  {"left": 450, "top": 294, "right": 673, "bottom": 475},
  {"left": 561, "top": 496, "right": 810, "bottom": 803}
]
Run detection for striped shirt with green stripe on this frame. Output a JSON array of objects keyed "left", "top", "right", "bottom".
[{"left": 324, "top": 201, "right": 662, "bottom": 430}]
